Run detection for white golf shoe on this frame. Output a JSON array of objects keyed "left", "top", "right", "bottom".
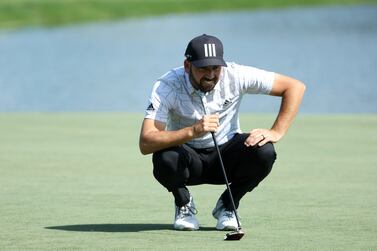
[
  {"left": 212, "top": 198, "right": 240, "bottom": 231},
  {"left": 174, "top": 195, "right": 199, "bottom": 231}
]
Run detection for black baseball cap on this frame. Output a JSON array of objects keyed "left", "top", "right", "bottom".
[{"left": 185, "top": 34, "right": 227, "bottom": 68}]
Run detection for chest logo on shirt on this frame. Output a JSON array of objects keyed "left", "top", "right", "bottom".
[{"left": 222, "top": 99, "right": 232, "bottom": 108}]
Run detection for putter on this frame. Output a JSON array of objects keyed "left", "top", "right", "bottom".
[{"left": 211, "top": 132, "right": 245, "bottom": 241}]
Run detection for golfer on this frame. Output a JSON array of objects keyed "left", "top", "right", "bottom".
[{"left": 139, "top": 34, "right": 305, "bottom": 231}]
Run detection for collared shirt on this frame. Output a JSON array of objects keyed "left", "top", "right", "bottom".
[{"left": 144, "top": 62, "right": 275, "bottom": 149}]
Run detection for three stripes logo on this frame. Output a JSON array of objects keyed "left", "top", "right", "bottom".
[{"left": 204, "top": 43, "right": 216, "bottom": 58}]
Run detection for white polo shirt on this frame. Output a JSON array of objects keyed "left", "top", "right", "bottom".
[{"left": 144, "top": 62, "right": 275, "bottom": 149}]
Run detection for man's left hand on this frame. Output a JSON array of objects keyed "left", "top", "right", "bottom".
[{"left": 244, "top": 129, "right": 283, "bottom": 147}]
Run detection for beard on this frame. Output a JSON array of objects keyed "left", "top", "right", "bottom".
[{"left": 189, "top": 69, "right": 219, "bottom": 93}]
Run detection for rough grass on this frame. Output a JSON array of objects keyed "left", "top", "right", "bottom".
[
  {"left": 1, "top": 0, "right": 377, "bottom": 29},
  {"left": 0, "top": 113, "right": 376, "bottom": 250}
]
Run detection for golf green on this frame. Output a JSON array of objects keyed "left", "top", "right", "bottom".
[{"left": 0, "top": 113, "right": 376, "bottom": 250}]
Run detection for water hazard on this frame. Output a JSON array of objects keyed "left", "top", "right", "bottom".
[{"left": 0, "top": 5, "right": 376, "bottom": 113}]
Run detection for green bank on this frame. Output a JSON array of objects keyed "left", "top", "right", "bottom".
[
  {"left": 0, "top": 113, "right": 376, "bottom": 250},
  {"left": 1, "top": 0, "right": 377, "bottom": 29}
]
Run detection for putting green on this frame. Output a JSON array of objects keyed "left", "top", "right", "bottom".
[{"left": 0, "top": 113, "right": 376, "bottom": 250}]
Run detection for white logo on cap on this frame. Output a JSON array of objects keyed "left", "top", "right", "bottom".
[{"left": 204, "top": 43, "right": 216, "bottom": 57}]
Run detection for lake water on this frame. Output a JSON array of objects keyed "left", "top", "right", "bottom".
[{"left": 0, "top": 5, "right": 376, "bottom": 113}]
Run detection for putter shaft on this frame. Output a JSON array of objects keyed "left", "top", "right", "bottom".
[{"left": 211, "top": 132, "right": 242, "bottom": 230}]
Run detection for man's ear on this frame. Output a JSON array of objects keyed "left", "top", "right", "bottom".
[{"left": 184, "top": 59, "right": 190, "bottom": 73}]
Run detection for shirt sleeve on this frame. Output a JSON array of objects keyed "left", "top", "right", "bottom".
[
  {"left": 144, "top": 80, "right": 173, "bottom": 123},
  {"left": 234, "top": 63, "right": 275, "bottom": 95}
]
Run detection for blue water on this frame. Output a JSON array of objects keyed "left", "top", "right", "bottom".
[{"left": 0, "top": 5, "right": 376, "bottom": 113}]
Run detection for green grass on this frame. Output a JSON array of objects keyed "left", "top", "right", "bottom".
[
  {"left": 1, "top": 0, "right": 377, "bottom": 29},
  {"left": 0, "top": 113, "right": 376, "bottom": 250}
]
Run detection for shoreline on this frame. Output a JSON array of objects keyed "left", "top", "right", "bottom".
[{"left": 1, "top": 0, "right": 376, "bottom": 30}]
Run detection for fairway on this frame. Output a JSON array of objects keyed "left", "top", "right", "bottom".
[{"left": 0, "top": 113, "right": 376, "bottom": 250}]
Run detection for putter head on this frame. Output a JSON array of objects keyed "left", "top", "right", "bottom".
[{"left": 224, "top": 228, "right": 245, "bottom": 241}]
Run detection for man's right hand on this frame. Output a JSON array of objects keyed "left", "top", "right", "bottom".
[
  {"left": 192, "top": 113, "right": 220, "bottom": 137},
  {"left": 139, "top": 114, "right": 219, "bottom": 155}
]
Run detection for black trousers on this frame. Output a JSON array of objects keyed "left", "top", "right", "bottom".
[{"left": 152, "top": 133, "right": 277, "bottom": 209}]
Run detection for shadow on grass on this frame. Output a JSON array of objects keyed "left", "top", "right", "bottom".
[{"left": 45, "top": 224, "right": 217, "bottom": 232}]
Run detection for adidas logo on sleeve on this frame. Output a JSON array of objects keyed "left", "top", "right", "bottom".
[{"left": 146, "top": 103, "right": 155, "bottom": 111}]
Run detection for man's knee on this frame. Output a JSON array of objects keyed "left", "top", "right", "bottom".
[
  {"left": 152, "top": 147, "right": 189, "bottom": 188},
  {"left": 153, "top": 147, "right": 179, "bottom": 177},
  {"left": 153, "top": 148, "right": 179, "bottom": 168},
  {"left": 230, "top": 134, "right": 276, "bottom": 166},
  {"left": 253, "top": 142, "right": 277, "bottom": 172},
  {"left": 256, "top": 143, "right": 276, "bottom": 163}
]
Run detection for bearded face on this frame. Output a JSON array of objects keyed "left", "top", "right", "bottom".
[{"left": 185, "top": 62, "right": 222, "bottom": 93}]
